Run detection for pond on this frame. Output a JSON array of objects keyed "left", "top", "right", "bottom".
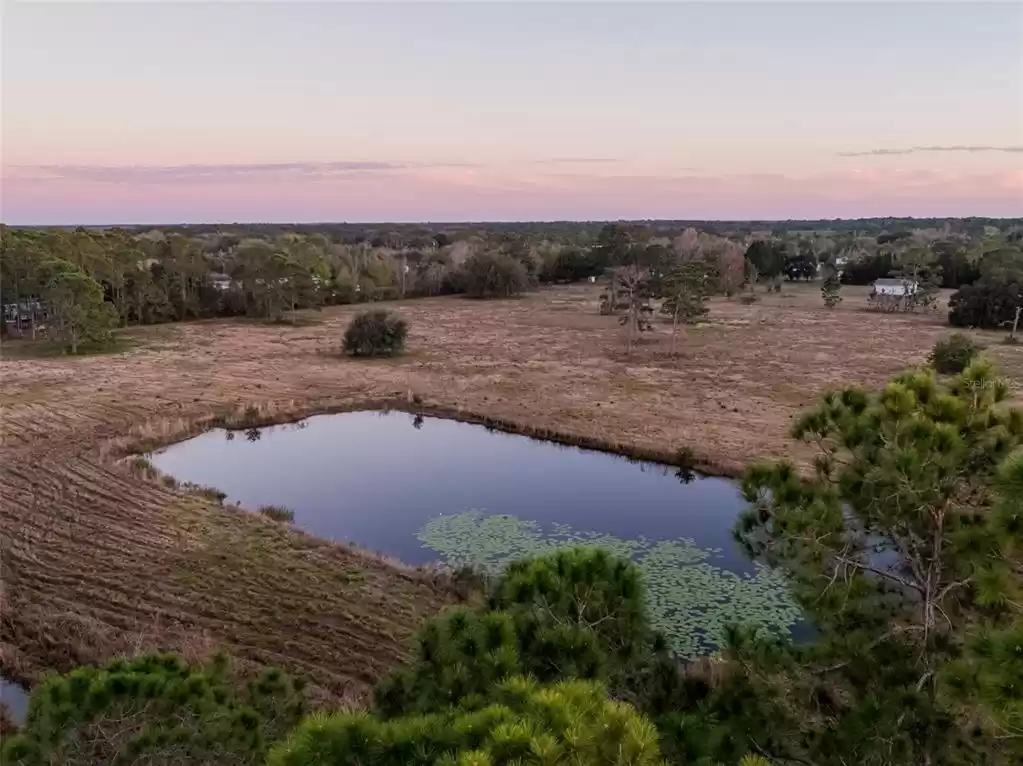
[
  {"left": 1, "top": 675, "right": 30, "bottom": 725},
  {"left": 149, "top": 410, "right": 801, "bottom": 657}
]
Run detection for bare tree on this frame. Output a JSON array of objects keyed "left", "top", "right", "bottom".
[{"left": 612, "top": 266, "right": 654, "bottom": 355}]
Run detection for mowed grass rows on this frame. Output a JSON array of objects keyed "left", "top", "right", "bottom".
[{"left": 1, "top": 282, "right": 1020, "bottom": 706}]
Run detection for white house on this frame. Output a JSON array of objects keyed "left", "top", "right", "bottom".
[
  {"left": 210, "top": 274, "right": 233, "bottom": 292},
  {"left": 872, "top": 278, "right": 918, "bottom": 297}
]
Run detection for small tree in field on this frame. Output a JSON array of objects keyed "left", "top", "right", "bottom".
[
  {"left": 613, "top": 266, "right": 655, "bottom": 355},
  {"left": 342, "top": 310, "right": 407, "bottom": 357},
  {"left": 660, "top": 261, "right": 711, "bottom": 357},
  {"left": 820, "top": 258, "right": 843, "bottom": 309},
  {"left": 821, "top": 274, "right": 842, "bottom": 308}
]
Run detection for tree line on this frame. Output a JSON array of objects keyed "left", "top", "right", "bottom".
[{"left": 3, "top": 220, "right": 1020, "bottom": 353}]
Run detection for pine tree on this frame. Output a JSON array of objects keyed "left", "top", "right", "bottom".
[
  {"left": 660, "top": 262, "right": 712, "bottom": 357},
  {"left": 731, "top": 359, "right": 1023, "bottom": 764},
  {"left": 270, "top": 676, "right": 666, "bottom": 766},
  {"left": 1, "top": 653, "right": 306, "bottom": 765}
]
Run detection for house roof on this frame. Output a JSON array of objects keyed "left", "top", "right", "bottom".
[{"left": 874, "top": 278, "right": 915, "bottom": 286}]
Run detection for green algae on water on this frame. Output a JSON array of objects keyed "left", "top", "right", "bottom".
[{"left": 418, "top": 510, "right": 802, "bottom": 658}]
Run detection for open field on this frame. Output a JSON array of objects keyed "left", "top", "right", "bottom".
[{"left": 2, "top": 282, "right": 1021, "bottom": 706}]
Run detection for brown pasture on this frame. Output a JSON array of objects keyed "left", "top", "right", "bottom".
[{"left": 1, "top": 282, "right": 1019, "bottom": 706}]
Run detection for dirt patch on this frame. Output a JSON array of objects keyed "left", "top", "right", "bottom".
[{"left": 1, "top": 283, "right": 1013, "bottom": 705}]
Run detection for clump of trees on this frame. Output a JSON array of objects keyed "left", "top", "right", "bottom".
[
  {"left": 343, "top": 310, "right": 408, "bottom": 357},
  {"left": 458, "top": 251, "right": 530, "bottom": 299},
  {"left": 948, "top": 240, "right": 1023, "bottom": 329},
  {"left": 1, "top": 652, "right": 306, "bottom": 765},
  {"left": 928, "top": 333, "right": 981, "bottom": 374}
]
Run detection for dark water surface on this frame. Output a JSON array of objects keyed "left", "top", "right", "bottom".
[
  {"left": 150, "top": 411, "right": 752, "bottom": 570},
  {"left": 1, "top": 676, "right": 29, "bottom": 725}
]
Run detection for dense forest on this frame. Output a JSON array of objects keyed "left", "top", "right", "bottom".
[{"left": 2, "top": 217, "right": 1021, "bottom": 352}]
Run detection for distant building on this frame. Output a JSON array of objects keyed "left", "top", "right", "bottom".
[
  {"left": 210, "top": 274, "right": 233, "bottom": 292},
  {"left": 872, "top": 278, "right": 918, "bottom": 297}
]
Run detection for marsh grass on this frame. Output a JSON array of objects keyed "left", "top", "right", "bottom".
[{"left": 259, "top": 505, "right": 296, "bottom": 523}]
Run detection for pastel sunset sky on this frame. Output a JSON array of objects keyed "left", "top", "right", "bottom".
[{"left": 2, "top": 1, "right": 1021, "bottom": 224}]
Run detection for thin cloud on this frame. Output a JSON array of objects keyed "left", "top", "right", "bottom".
[
  {"left": 534, "top": 157, "right": 621, "bottom": 165},
  {"left": 13, "top": 161, "right": 406, "bottom": 184},
  {"left": 7, "top": 160, "right": 488, "bottom": 184},
  {"left": 838, "top": 145, "right": 1023, "bottom": 157}
]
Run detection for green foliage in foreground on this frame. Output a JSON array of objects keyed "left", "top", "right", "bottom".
[
  {"left": 928, "top": 332, "right": 981, "bottom": 374},
  {"left": 270, "top": 676, "right": 666, "bottom": 766},
  {"left": 734, "top": 359, "right": 1023, "bottom": 764},
  {"left": 376, "top": 549, "right": 660, "bottom": 718},
  {"left": 1, "top": 652, "right": 306, "bottom": 765},
  {"left": 418, "top": 513, "right": 800, "bottom": 657},
  {"left": 342, "top": 309, "right": 408, "bottom": 357}
]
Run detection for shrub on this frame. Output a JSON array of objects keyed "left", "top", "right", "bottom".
[
  {"left": 1, "top": 653, "right": 306, "bottom": 765},
  {"left": 269, "top": 676, "right": 666, "bottom": 766},
  {"left": 460, "top": 251, "right": 529, "bottom": 299},
  {"left": 821, "top": 274, "right": 842, "bottom": 309},
  {"left": 259, "top": 504, "right": 295, "bottom": 522},
  {"left": 182, "top": 483, "right": 228, "bottom": 504},
  {"left": 374, "top": 548, "right": 662, "bottom": 719},
  {"left": 928, "top": 333, "right": 981, "bottom": 374},
  {"left": 342, "top": 310, "right": 407, "bottom": 357}
]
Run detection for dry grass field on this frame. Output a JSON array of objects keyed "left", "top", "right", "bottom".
[{"left": 2, "top": 282, "right": 1021, "bottom": 706}]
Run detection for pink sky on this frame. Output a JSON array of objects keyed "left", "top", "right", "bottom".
[{"left": 3, "top": 3, "right": 1021, "bottom": 223}]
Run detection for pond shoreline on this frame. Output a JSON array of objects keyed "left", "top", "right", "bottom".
[{"left": 115, "top": 397, "right": 739, "bottom": 480}]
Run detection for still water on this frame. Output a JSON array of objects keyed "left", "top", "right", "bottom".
[
  {"left": 151, "top": 411, "right": 749, "bottom": 569},
  {"left": 1, "top": 675, "right": 29, "bottom": 725},
  {"left": 150, "top": 410, "right": 801, "bottom": 655}
]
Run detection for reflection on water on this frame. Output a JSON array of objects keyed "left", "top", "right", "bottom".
[{"left": 150, "top": 410, "right": 753, "bottom": 570}]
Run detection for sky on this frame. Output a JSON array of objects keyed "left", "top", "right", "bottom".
[{"left": 2, "top": 1, "right": 1021, "bottom": 224}]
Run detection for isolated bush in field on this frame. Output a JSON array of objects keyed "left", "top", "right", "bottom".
[
  {"left": 342, "top": 309, "right": 407, "bottom": 357},
  {"left": 928, "top": 332, "right": 981, "bottom": 374},
  {"left": 269, "top": 676, "right": 666, "bottom": 766},
  {"left": 1, "top": 652, "right": 305, "bottom": 766},
  {"left": 259, "top": 504, "right": 295, "bottom": 522},
  {"left": 460, "top": 251, "right": 529, "bottom": 298}
]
